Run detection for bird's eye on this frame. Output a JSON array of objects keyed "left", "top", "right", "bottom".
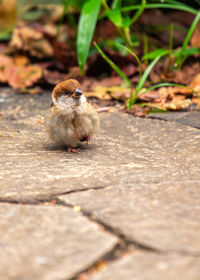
[{"left": 63, "top": 90, "right": 69, "bottom": 95}]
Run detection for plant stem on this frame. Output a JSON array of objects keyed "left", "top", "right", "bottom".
[{"left": 130, "top": 0, "right": 146, "bottom": 26}]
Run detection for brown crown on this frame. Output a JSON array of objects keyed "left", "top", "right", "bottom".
[{"left": 52, "top": 79, "right": 81, "bottom": 100}]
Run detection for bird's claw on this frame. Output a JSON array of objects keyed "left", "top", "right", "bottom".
[{"left": 67, "top": 146, "right": 81, "bottom": 153}]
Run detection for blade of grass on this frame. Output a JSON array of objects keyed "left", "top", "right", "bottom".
[
  {"left": 182, "top": 11, "right": 200, "bottom": 50},
  {"left": 173, "top": 47, "right": 200, "bottom": 57},
  {"left": 122, "top": 4, "right": 198, "bottom": 15},
  {"left": 143, "top": 33, "right": 148, "bottom": 64},
  {"left": 115, "top": 43, "right": 143, "bottom": 81},
  {"left": 94, "top": 42, "right": 133, "bottom": 95},
  {"left": 137, "top": 51, "right": 169, "bottom": 92},
  {"left": 175, "top": 10, "right": 200, "bottom": 67},
  {"left": 128, "top": 50, "right": 169, "bottom": 108},
  {"left": 130, "top": 0, "right": 146, "bottom": 25}
]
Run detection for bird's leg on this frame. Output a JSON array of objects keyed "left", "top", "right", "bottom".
[
  {"left": 67, "top": 145, "right": 81, "bottom": 153},
  {"left": 86, "top": 135, "right": 90, "bottom": 145}
]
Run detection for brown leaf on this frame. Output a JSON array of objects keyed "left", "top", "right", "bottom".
[
  {"left": 148, "top": 96, "right": 191, "bottom": 111},
  {"left": 9, "top": 26, "right": 53, "bottom": 58},
  {"left": 85, "top": 88, "right": 111, "bottom": 100},
  {"left": 0, "top": 54, "right": 42, "bottom": 90},
  {"left": 178, "top": 72, "right": 200, "bottom": 95},
  {"left": 0, "top": 54, "right": 13, "bottom": 83},
  {"left": 18, "top": 87, "right": 43, "bottom": 95},
  {"left": 85, "top": 86, "right": 131, "bottom": 101},
  {"left": 9, "top": 64, "right": 42, "bottom": 89},
  {"left": 188, "top": 73, "right": 200, "bottom": 93},
  {"left": 43, "top": 69, "right": 67, "bottom": 85},
  {"left": 14, "top": 55, "right": 29, "bottom": 66},
  {"left": 138, "top": 90, "right": 161, "bottom": 102},
  {"left": 52, "top": 41, "right": 77, "bottom": 69},
  {"left": 138, "top": 87, "right": 176, "bottom": 103},
  {"left": 191, "top": 22, "right": 200, "bottom": 48}
]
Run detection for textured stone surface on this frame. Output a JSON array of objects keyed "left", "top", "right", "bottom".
[
  {"left": 91, "top": 252, "right": 200, "bottom": 280},
  {"left": 1, "top": 88, "right": 200, "bottom": 279},
  {"left": 0, "top": 89, "right": 200, "bottom": 202},
  {"left": 60, "top": 182, "right": 200, "bottom": 254},
  {"left": 0, "top": 203, "right": 117, "bottom": 280},
  {"left": 149, "top": 111, "right": 200, "bottom": 128}
]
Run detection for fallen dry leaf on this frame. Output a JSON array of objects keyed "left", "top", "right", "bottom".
[
  {"left": 43, "top": 69, "right": 67, "bottom": 85},
  {"left": 0, "top": 54, "right": 42, "bottom": 90},
  {"left": 14, "top": 55, "right": 30, "bottom": 66},
  {"left": 53, "top": 40, "right": 77, "bottom": 69},
  {"left": 18, "top": 86, "right": 43, "bottom": 95},
  {"left": 9, "top": 64, "right": 42, "bottom": 89},
  {"left": 85, "top": 89, "right": 111, "bottom": 100},
  {"left": 178, "top": 72, "right": 200, "bottom": 95},
  {"left": 9, "top": 25, "right": 53, "bottom": 58},
  {"left": 192, "top": 97, "right": 200, "bottom": 106},
  {"left": 148, "top": 97, "right": 192, "bottom": 111},
  {"left": 191, "top": 22, "right": 200, "bottom": 48},
  {"left": 85, "top": 86, "right": 131, "bottom": 101},
  {"left": 0, "top": 54, "right": 13, "bottom": 83}
]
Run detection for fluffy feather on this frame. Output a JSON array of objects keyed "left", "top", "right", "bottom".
[{"left": 46, "top": 79, "right": 100, "bottom": 149}]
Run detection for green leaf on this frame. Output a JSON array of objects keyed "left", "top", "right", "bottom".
[
  {"left": 122, "top": 15, "right": 131, "bottom": 28},
  {"left": 0, "top": 30, "right": 12, "bottom": 41},
  {"left": 111, "top": 0, "right": 121, "bottom": 10},
  {"left": 106, "top": 9, "right": 123, "bottom": 27},
  {"left": 77, "top": 0, "right": 102, "bottom": 73},
  {"left": 143, "top": 48, "right": 169, "bottom": 60},
  {"left": 173, "top": 47, "right": 200, "bottom": 57}
]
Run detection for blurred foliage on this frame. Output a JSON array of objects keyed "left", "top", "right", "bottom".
[{"left": 0, "top": 0, "right": 200, "bottom": 109}]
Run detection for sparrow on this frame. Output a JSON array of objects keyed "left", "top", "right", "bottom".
[{"left": 46, "top": 79, "right": 100, "bottom": 153}]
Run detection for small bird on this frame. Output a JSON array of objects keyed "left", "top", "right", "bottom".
[{"left": 46, "top": 79, "right": 100, "bottom": 153}]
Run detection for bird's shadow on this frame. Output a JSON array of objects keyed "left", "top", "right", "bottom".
[{"left": 44, "top": 142, "right": 98, "bottom": 153}]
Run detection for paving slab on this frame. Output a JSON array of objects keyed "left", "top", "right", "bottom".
[
  {"left": 1, "top": 89, "right": 200, "bottom": 279},
  {"left": 149, "top": 111, "right": 200, "bottom": 128},
  {"left": 0, "top": 89, "right": 200, "bottom": 202},
  {"left": 91, "top": 251, "right": 200, "bottom": 280},
  {"left": 60, "top": 182, "right": 200, "bottom": 254},
  {"left": 0, "top": 203, "right": 117, "bottom": 280}
]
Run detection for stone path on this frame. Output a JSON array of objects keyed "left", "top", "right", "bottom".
[{"left": 0, "top": 88, "right": 200, "bottom": 279}]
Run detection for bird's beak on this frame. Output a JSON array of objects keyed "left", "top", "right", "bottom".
[{"left": 73, "top": 88, "right": 83, "bottom": 98}]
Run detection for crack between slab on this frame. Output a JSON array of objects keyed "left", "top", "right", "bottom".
[
  {"left": 148, "top": 115, "right": 200, "bottom": 130},
  {"left": 1, "top": 192, "right": 200, "bottom": 280},
  {"left": 1, "top": 196, "right": 200, "bottom": 258},
  {"left": 55, "top": 198, "right": 163, "bottom": 280},
  {"left": 0, "top": 185, "right": 110, "bottom": 205},
  {"left": 53, "top": 185, "right": 110, "bottom": 196},
  {"left": 56, "top": 197, "right": 161, "bottom": 254},
  {"left": 56, "top": 198, "right": 200, "bottom": 280}
]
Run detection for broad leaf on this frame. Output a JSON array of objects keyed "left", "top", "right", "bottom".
[{"left": 77, "top": 0, "right": 102, "bottom": 72}]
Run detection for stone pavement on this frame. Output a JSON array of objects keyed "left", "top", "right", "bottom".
[{"left": 0, "top": 88, "right": 200, "bottom": 280}]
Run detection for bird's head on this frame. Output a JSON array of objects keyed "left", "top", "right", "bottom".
[{"left": 52, "top": 79, "right": 86, "bottom": 106}]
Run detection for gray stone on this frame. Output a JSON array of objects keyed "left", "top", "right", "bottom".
[
  {"left": 0, "top": 203, "right": 117, "bottom": 280},
  {"left": 60, "top": 182, "right": 200, "bottom": 254},
  {"left": 149, "top": 111, "right": 200, "bottom": 128},
  {"left": 91, "top": 251, "right": 200, "bottom": 280}
]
